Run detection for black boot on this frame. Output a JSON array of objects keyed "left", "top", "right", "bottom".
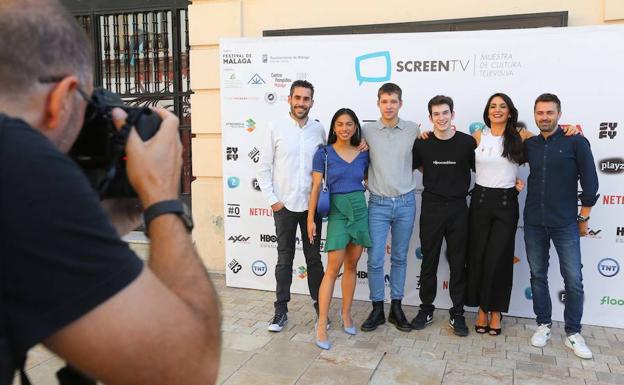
[
  {"left": 361, "top": 301, "right": 385, "bottom": 332},
  {"left": 388, "top": 299, "right": 412, "bottom": 332}
]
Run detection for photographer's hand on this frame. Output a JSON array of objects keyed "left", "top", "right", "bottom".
[{"left": 111, "top": 107, "right": 182, "bottom": 208}]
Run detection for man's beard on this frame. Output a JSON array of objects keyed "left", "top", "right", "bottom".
[
  {"left": 538, "top": 121, "right": 557, "bottom": 133},
  {"left": 290, "top": 106, "right": 309, "bottom": 120}
]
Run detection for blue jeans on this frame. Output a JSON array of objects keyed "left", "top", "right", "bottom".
[
  {"left": 524, "top": 223, "right": 584, "bottom": 335},
  {"left": 367, "top": 191, "right": 416, "bottom": 301}
]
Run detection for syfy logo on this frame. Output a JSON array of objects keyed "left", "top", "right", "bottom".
[{"left": 598, "top": 122, "right": 617, "bottom": 139}]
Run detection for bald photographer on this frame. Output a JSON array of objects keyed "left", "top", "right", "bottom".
[{"left": 0, "top": 1, "right": 221, "bottom": 384}]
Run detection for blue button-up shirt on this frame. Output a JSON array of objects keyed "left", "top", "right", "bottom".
[{"left": 523, "top": 127, "right": 599, "bottom": 227}]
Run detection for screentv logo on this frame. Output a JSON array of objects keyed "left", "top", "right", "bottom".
[{"left": 600, "top": 296, "right": 624, "bottom": 306}]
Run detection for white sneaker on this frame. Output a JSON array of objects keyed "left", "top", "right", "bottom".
[
  {"left": 565, "top": 333, "right": 593, "bottom": 359},
  {"left": 531, "top": 324, "right": 552, "bottom": 347}
]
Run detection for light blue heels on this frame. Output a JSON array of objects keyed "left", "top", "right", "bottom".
[{"left": 315, "top": 322, "right": 332, "bottom": 350}]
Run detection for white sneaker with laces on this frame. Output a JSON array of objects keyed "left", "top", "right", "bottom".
[
  {"left": 531, "top": 324, "right": 552, "bottom": 347},
  {"left": 565, "top": 333, "right": 593, "bottom": 359}
]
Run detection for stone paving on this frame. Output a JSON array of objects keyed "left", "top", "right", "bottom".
[{"left": 16, "top": 273, "right": 624, "bottom": 385}]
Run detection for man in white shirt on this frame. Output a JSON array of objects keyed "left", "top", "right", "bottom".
[{"left": 257, "top": 80, "right": 326, "bottom": 332}]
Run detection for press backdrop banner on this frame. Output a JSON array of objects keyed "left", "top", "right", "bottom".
[{"left": 220, "top": 25, "right": 624, "bottom": 328}]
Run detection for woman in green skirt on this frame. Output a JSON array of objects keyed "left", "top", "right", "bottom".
[{"left": 307, "top": 108, "right": 371, "bottom": 350}]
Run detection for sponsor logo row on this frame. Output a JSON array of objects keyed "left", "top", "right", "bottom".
[{"left": 524, "top": 289, "right": 624, "bottom": 307}]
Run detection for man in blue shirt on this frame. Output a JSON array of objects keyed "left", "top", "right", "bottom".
[{"left": 523, "top": 93, "right": 599, "bottom": 359}]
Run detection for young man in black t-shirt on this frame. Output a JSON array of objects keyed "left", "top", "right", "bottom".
[{"left": 411, "top": 95, "right": 476, "bottom": 337}]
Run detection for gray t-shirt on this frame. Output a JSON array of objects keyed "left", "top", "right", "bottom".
[{"left": 362, "top": 118, "right": 421, "bottom": 197}]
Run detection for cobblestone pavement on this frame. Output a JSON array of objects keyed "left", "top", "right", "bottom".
[{"left": 17, "top": 273, "right": 624, "bottom": 385}]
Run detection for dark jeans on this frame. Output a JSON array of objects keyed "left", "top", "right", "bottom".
[
  {"left": 419, "top": 197, "right": 468, "bottom": 316},
  {"left": 524, "top": 223, "right": 584, "bottom": 335},
  {"left": 273, "top": 207, "right": 324, "bottom": 313}
]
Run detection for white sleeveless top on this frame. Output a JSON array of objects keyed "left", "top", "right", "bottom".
[{"left": 475, "top": 129, "right": 518, "bottom": 188}]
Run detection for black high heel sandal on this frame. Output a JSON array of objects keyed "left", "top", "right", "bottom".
[
  {"left": 475, "top": 309, "right": 489, "bottom": 334},
  {"left": 488, "top": 313, "right": 503, "bottom": 336}
]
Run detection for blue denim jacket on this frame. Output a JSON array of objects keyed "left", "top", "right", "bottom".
[{"left": 523, "top": 127, "right": 599, "bottom": 227}]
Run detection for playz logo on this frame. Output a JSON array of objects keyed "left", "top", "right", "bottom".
[
  {"left": 598, "top": 122, "right": 617, "bottom": 139},
  {"left": 599, "top": 158, "right": 624, "bottom": 174}
]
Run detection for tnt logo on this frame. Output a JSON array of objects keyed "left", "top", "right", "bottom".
[
  {"left": 598, "top": 258, "right": 620, "bottom": 277},
  {"left": 355, "top": 51, "right": 391, "bottom": 86},
  {"left": 598, "top": 122, "right": 617, "bottom": 139},
  {"left": 558, "top": 290, "right": 566, "bottom": 304},
  {"left": 252, "top": 260, "right": 267, "bottom": 276}
]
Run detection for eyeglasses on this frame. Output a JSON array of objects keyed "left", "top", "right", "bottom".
[{"left": 38, "top": 75, "right": 91, "bottom": 103}]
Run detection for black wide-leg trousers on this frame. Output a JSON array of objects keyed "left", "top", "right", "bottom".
[{"left": 466, "top": 185, "right": 519, "bottom": 312}]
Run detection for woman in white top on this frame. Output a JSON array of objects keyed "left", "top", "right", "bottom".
[{"left": 466, "top": 93, "right": 530, "bottom": 336}]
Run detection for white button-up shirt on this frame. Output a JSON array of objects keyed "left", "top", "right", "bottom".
[{"left": 257, "top": 114, "right": 326, "bottom": 212}]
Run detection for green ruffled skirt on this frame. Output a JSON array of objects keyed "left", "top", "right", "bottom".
[{"left": 324, "top": 191, "right": 372, "bottom": 252}]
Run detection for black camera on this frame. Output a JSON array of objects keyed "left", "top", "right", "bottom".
[{"left": 69, "top": 88, "right": 161, "bottom": 198}]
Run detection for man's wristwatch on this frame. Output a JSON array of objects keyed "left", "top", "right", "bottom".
[
  {"left": 576, "top": 214, "right": 590, "bottom": 223},
  {"left": 143, "top": 199, "right": 194, "bottom": 236}
]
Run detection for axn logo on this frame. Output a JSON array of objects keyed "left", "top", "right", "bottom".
[{"left": 228, "top": 235, "right": 250, "bottom": 243}]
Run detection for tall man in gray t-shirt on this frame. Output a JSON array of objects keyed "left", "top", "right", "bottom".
[{"left": 360, "top": 83, "right": 421, "bottom": 332}]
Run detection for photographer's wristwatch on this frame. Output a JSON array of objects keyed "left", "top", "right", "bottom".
[{"left": 143, "top": 199, "right": 194, "bottom": 236}]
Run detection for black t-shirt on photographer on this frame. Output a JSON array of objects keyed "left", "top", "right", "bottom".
[
  {"left": 412, "top": 131, "right": 477, "bottom": 201},
  {"left": 0, "top": 114, "right": 143, "bottom": 384}
]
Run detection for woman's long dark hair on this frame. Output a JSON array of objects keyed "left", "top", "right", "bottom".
[
  {"left": 482, "top": 93, "right": 523, "bottom": 164},
  {"left": 327, "top": 108, "right": 361, "bottom": 146}
]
